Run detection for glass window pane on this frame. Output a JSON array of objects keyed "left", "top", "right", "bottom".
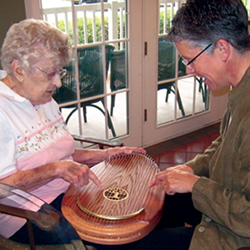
[
  {"left": 157, "top": 0, "right": 210, "bottom": 126},
  {"left": 79, "top": 97, "right": 117, "bottom": 139},
  {"left": 157, "top": 83, "right": 175, "bottom": 124},
  {"left": 159, "top": 1, "right": 179, "bottom": 35},
  {"left": 76, "top": 2, "right": 103, "bottom": 44},
  {"left": 108, "top": 92, "right": 128, "bottom": 137},
  {"left": 78, "top": 45, "right": 105, "bottom": 99},
  {"left": 158, "top": 37, "right": 176, "bottom": 81},
  {"left": 108, "top": 44, "right": 128, "bottom": 95},
  {"left": 177, "top": 78, "right": 194, "bottom": 119},
  {"left": 195, "top": 78, "right": 210, "bottom": 113},
  {"left": 106, "top": 0, "right": 127, "bottom": 42}
]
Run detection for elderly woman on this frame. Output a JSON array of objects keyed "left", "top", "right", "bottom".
[{"left": 0, "top": 19, "right": 145, "bottom": 246}]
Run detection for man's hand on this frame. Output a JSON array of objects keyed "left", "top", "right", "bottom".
[{"left": 149, "top": 164, "right": 199, "bottom": 195}]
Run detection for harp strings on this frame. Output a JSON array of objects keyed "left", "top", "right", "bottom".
[{"left": 64, "top": 152, "right": 160, "bottom": 226}]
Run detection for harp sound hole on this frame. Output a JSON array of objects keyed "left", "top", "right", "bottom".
[{"left": 103, "top": 187, "right": 129, "bottom": 201}]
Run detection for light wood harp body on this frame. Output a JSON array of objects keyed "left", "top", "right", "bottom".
[{"left": 62, "top": 152, "right": 165, "bottom": 245}]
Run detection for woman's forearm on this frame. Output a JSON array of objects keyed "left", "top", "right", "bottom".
[
  {"left": 72, "top": 147, "right": 146, "bottom": 167},
  {"left": 0, "top": 162, "right": 58, "bottom": 192},
  {"left": 72, "top": 148, "right": 108, "bottom": 166}
]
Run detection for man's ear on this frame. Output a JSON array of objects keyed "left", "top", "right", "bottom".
[
  {"left": 215, "top": 39, "right": 230, "bottom": 62},
  {"left": 11, "top": 60, "right": 25, "bottom": 81}
]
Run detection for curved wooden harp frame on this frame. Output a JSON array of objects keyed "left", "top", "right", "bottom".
[{"left": 62, "top": 152, "right": 165, "bottom": 245}]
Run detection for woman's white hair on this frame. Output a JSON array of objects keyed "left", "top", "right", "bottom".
[{"left": 1, "top": 19, "right": 72, "bottom": 75}]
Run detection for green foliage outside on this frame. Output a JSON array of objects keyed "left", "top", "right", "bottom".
[
  {"left": 243, "top": 0, "right": 249, "bottom": 13},
  {"left": 56, "top": 1, "right": 250, "bottom": 41},
  {"left": 159, "top": 8, "right": 171, "bottom": 34},
  {"left": 57, "top": 15, "right": 119, "bottom": 45}
]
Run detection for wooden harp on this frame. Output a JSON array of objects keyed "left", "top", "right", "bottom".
[{"left": 62, "top": 152, "right": 165, "bottom": 245}]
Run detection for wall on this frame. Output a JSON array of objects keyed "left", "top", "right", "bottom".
[{"left": 0, "top": 0, "right": 26, "bottom": 69}]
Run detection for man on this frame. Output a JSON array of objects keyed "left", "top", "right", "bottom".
[{"left": 122, "top": 0, "right": 250, "bottom": 249}]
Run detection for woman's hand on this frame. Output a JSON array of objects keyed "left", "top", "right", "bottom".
[
  {"left": 106, "top": 146, "right": 146, "bottom": 158},
  {"left": 149, "top": 164, "right": 199, "bottom": 195},
  {"left": 72, "top": 146, "right": 146, "bottom": 166},
  {"left": 56, "top": 160, "right": 103, "bottom": 189}
]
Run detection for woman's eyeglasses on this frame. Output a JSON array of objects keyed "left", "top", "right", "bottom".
[{"left": 35, "top": 66, "right": 67, "bottom": 81}]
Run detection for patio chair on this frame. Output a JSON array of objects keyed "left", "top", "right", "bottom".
[
  {"left": 53, "top": 44, "right": 117, "bottom": 137},
  {"left": 158, "top": 39, "right": 186, "bottom": 116},
  {"left": 110, "top": 49, "right": 127, "bottom": 116},
  {"left": 0, "top": 182, "right": 87, "bottom": 250}
]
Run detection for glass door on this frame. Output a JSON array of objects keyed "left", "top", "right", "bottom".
[{"left": 24, "top": 0, "right": 228, "bottom": 148}]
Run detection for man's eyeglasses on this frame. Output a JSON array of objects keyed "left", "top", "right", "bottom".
[
  {"left": 182, "top": 43, "right": 213, "bottom": 68},
  {"left": 35, "top": 66, "right": 67, "bottom": 81}
]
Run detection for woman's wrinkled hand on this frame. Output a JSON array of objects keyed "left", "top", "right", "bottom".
[
  {"left": 56, "top": 160, "right": 103, "bottom": 189},
  {"left": 106, "top": 146, "right": 146, "bottom": 158}
]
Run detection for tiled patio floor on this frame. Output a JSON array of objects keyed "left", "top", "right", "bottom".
[{"left": 145, "top": 123, "right": 220, "bottom": 171}]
